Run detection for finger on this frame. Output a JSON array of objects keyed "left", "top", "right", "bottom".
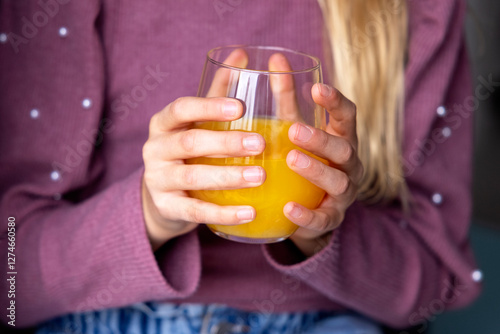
[
  {"left": 312, "top": 83, "right": 357, "bottom": 148},
  {"left": 283, "top": 199, "right": 343, "bottom": 232},
  {"left": 155, "top": 164, "right": 266, "bottom": 191},
  {"left": 286, "top": 149, "right": 358, "bottom": 199},
  {"left": 151, "top": 97, "right": 244, "bottom": 133},
  {"left": 288, "top": 123, "right": 362, "bottom": 180},
  {"left": 268, "top": 53, "right": 303, "bottom": 123},
  {"left": 148, "top": 129, "right": 265, "bottom": 160},
  {"left": 206, "top": 48, "right": 249, "bottom": 98},
  {"left": 159, "top": 196, "right": 256, "bottom": 225}
]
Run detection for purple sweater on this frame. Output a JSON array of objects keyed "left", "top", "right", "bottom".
[{"left": 0, "top": 0, "right": 481, "bottom": 329}]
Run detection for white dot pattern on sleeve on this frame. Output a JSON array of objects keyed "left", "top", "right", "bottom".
[
  {"left": 442, "top": 127, "right": 452, "bottom": 138},
  {"left": 50, "top": 171, "right": 61, "bottom": 181},
  {"left": 58, "top": 27, "right": 68, "bottom": 37},
  {"left": 471, "top": 269, "right": 483, "bottom": 283},
  {"left": 82, "top": 98, "right": 92, "bottom": 109},
  {"left": 431, "top": 193, "right": 443, "bottom": 205},
  {"left": 30, "top": 109, "right": 40, "bottom": 119},
  {"left": 436, "top": 106, "right": 447, "bottom": 117}
]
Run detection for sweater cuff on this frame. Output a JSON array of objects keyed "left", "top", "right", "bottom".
[
  {"left": 127, "top": 168, "right": 201, "bottom": 299},
  {"left": 262, "top": 224, "right": 341, "bottom": 281},
  {"left": 55, "top": 168, "right": 202, "bottom": 313}
]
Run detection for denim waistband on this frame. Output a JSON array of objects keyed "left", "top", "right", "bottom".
[{"left": 37, "top": 302, "right": 383, "bottom": 334}]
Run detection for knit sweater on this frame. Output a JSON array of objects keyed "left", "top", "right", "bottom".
[{"left": 0, "top": 0, "right": 481, "bottom": 329}]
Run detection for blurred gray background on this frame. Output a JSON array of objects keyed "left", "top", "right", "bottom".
[
  {"left": 430, "top": 0, "right": 500, "bottom": 333},
  {"left": 469, "top": 0, "right": 500, "bottom": 225}
]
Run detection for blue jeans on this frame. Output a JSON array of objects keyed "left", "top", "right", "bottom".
[{"left": 37, "top": 302, "right": 383, "bottom": 334}]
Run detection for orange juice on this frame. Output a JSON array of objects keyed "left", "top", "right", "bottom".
[{"left": 187, "top": 118, "right": 326, "bottom": 242}]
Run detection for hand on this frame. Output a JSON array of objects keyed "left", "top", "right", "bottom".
[
  {"left": 142, "top": 97, "right": 267, "bottom": 251},
  {"left": 142, "top": 50, "right": 267, "bottom": 251},
  {"left": 266, "top": 54, "right": 363, "bottom": 256},
  {"left": 285, "top": 84, "right": 364, "bottom": 256}
]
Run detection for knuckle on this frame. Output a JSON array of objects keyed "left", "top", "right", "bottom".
[
  {"left": 337, "top": 141, "right": 354, "bottom": 164},
  {"left": 342, "top": 98, "right": 356, "bottom": 119},
  {"left": 224, "top": 132, "right": 239, "bottom": 152},
  {"left": 218, "top": 206, "right": 231, "bottom": 224},
  {"left": 169, "top": 97, "right": 185, "bottom": 121},
  {"left": 300, "top": 215, "right": 315, "bottom": 230},
  {"left": 315, "top": 159, "right": 328, "bottom": 179},
  {"left": 218, "top": 168, "right": 230, "bottom": 185},
  {"left": 142, "top": 170, "right": 155, "bottom": 189},
  {"left": 317, "top": 212, "right": 331, "bottom": 231},
  {"left": 208, "top": 168, "right": 228, "bottom": 188},
  {"left": 200, "top": 98, "right": 211, "bottom": 116},
  {"left": 330, "top": 88, "right": 342, "bottom": 108},
  {"left": 319, "top": 130, "right": 329, "bottom": 150},
  {"left": 335, "top": 173, "right": 350, "bottom": 196},
  {"left": 181, "top": 165, "right": 197, "bottom": 186},
  {"left": 304, "top": 212, "right": 329, "bottom": 232},
  {"left": 354, "top": 160, "right": 365, "bottom": 183},
  {"left": 219, "top": 206, "right": 237, "bottom": 225},
  {"left": 186, "top": 204, "right": 206, "bottom": 224},
  {"left": 156, "top": 200, "right": 172, "bottom": 219},
  {"left": 149, "top": 112, "right": 160, "bottom": 132},
  {"left": 180, "top": 130, "right": 197, "bottom": 153}
]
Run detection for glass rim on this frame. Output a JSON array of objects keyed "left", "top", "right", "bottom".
[{"left": 206, "top": 45, "right": 321, "bottom": 75}]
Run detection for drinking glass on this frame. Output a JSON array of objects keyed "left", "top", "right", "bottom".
[{"left": 188, "top": 45, "right": 326, "bottom": 244}]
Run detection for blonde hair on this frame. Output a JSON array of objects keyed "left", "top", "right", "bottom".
[{"left": 317, "top": 0, "right": 409, "bottom": 206}]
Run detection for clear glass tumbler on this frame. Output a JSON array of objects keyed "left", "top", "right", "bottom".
[{"left": 188, "top": 45, "right": 326, "bottom": 244}]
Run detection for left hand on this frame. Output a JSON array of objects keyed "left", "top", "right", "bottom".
[
  {"left": 216, "top": 53, "right": 362, "bottom": 256},
  {"left": 285, "top": 83, "right": 363, "bottom": 256}
]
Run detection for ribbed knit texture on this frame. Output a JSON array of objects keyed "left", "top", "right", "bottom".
[{"left": 0, "top": 0, "right": 480, "bottom": 329}]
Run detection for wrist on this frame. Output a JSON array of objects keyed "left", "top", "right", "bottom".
[
  {"left": 141, "top": 179, "right": 192, "bottom": 251},
  {"left": 289, "top": 230, "right": 333, "bottom": 257},
  {"left": 141, "top": 181, "right": 169, "bottom": 251}
]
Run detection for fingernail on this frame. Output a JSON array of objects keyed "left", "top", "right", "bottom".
[
  {"left": 287, "top": 204, "right": 302, "bottom": 218},
  {"left": 243, "top": 135, "right": 263, "bottom": 152},
  {"left": 237, "top": 207, "right": 255, "bottom": 222},
  {"left": 223, "top": 100, "right": 239, "bottom": 118},
  {"left": 294, "top": 123, "right": 313, "bottom": 142},
  {"left": 243, "top": 167, "right": 263, "bottom": 183},
  {"left": 320, "top": 84, "right": 333, "bottom": 97},
  {"left": 292, "top": 151, "right": 310, "bottom": 169}
]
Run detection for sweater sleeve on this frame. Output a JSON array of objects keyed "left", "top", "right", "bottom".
[
  {"left": 0, "top": 2, "right": 200, "bottom": 327},
  {"left": 263, "top": 0, "right": 481, "bottom": 329}
]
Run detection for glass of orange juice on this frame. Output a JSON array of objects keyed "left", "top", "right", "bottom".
[{"left": 187, "top": 45, "right": 326, "bottom": 244}]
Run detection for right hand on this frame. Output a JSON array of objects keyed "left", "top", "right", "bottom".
[{"left": 141, "top": 97, "right": 266, "bottom": 251}]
